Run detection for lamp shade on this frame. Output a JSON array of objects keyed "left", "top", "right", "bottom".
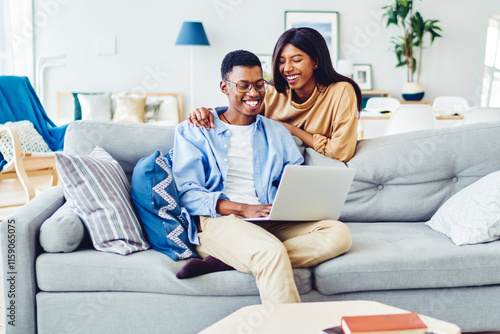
[
  {"left": 175, "top": 21, "right": 210, "bottom": 46},
  {"left": 336, "top": 59, "right": 353, "bottom": 76}
]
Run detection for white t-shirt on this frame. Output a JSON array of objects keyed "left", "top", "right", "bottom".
[{"left": 223, "top": 123, "right": 260, "bottom": 205}]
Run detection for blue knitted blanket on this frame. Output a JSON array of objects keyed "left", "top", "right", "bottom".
[{"left": 0, "top": 76, "right": 68, "bottom": 169}]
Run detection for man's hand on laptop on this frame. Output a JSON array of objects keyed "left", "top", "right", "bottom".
[
  {"left": 242, "top": 204, "right": 272, "bottom": 218},
  {"left": 217, "top": 199, "right": 272, "bottom": 218}
]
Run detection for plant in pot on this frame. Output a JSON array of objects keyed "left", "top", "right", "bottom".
[{"left": 383, "top": 0, "right": 442, "bottom": 101}]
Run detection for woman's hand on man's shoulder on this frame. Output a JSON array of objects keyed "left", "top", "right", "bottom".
[{"left": 188, "top": 107, "right": 214, "bottom": 130}]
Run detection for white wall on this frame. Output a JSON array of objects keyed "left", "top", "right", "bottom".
[{"left": 33, "top": 0, "right": 500, "bottom": 120}]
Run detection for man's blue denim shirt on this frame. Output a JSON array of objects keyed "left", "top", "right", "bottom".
[{"left": 172, "top": 107, "right": 304, "bottom": 227}]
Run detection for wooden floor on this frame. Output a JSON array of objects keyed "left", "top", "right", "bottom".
[
  {"left": 0, "top": 176, "right": 54, "bottom": 219},
  {"left": 0, "top": 175, "right": 54, "bottom": 334}
]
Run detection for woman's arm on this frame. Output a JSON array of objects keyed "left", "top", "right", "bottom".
[
  {"left": 277, "top": 121, "right": 314, "bottom": 148},
  {"left": 312, "top": 116, "right": 358, "bottom": 162},
  {"left": 312, "top": 84, "right": 359, "bottom": 162}
]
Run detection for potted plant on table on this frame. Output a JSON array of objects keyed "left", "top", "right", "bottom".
[{"left": 383, "top": 0, "right": 442, "bottom": 101}]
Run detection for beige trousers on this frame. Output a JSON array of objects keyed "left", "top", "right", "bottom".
[{"left": 197, "top": 215, "right": 352, "bottom": 305}]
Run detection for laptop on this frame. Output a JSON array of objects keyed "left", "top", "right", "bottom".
[{"left": 244, "top": 165, "right": 355, "bottom": 222}]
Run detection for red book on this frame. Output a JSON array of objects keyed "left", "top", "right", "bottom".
[{"left": 341, "top": 312, "right": 428, "bottom": 334}]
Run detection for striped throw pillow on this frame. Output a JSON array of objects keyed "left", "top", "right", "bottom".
[{"left": 55, "top": 146, "right": 150, "bottom": 255}]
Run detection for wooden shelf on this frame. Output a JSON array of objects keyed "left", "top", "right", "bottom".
[
  {"left": 401, "top": 100, "right": 431, "bottom": 105},
  {"left": 361, "top": 91, "right": 391, "bottom": 109},
  {"left": 361, "top": 90, "right": 391, "bottom": 97}
]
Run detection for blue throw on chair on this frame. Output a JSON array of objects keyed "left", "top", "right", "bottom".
[{"left": 0, "top": 76, "right": 68, "bottom": 170}]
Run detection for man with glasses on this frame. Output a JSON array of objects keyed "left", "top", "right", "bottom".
[{"left": 172, "top": 50, "right": 351, "bottom": 305}]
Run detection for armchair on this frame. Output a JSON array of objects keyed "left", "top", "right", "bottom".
[
  {"left": 0, "top": 125, "right": 57, "bottom": 207},
  {"left": 0, "top": 76, "right": 66, "bottom": 206}
]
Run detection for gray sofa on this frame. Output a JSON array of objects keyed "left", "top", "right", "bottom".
[{"left": 2, "top": 120, "right": 500, "bottom": 334}]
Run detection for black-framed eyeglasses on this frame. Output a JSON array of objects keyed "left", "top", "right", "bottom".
[{"left": 225, "top": 79, "right": 268, "bottom": 93}]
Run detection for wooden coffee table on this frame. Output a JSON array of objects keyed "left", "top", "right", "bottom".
[{"left": 199, "top": 300, "right": 461, "bottom": 334}]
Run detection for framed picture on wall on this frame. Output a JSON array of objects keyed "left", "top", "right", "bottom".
[
  {"left": 284, "top": 11, "right": 339, "bottom": 66},
  {"left": 352, "top": 64, "right": 373, "bottom": 90},
  {"left": 257, "top": 54, "right": 273, "bottom": 82}
]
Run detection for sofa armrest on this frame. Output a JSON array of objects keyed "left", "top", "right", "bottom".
[{"left": 1, "top": 186, "right": 65, "bottom": 334}]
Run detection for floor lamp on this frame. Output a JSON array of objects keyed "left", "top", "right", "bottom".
[{"left": 175, "top": 21, "right": 210, "bottom": 112}]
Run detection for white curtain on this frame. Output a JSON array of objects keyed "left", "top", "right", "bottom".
[{"left": 0, "top": 0, "right": 34, "bottom": 81}]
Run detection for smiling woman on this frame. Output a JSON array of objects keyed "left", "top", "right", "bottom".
[
  {"left": 263, "top": 27, "right": 362, "bottom": 162},
  {"left": 189, "top": 27, "right": 362, "bottom": 162},
  {"left": 277, "top": 43, "right": 318, "bottom": 103}
]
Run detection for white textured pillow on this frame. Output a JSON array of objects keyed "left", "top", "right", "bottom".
[
  {"left": 426, "top": 171, "right": 500, "bottom": 245},
  {"left": 147, "top": 96, "right": 179, "bottom": 125},
  {"left": 0, "top": 120, "right": 52, "bottom": 162},
  {"left": 144, "top": 100, "right": 164, "bottom": 123},
  {"left": 78, "top": 92, "right": 112, "bottom": 121}
]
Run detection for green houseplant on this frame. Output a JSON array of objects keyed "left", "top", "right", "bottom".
[{"left": 383, "top": 0, "right": 442, "bottom": 100}]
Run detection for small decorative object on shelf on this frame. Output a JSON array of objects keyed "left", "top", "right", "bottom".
[
  {"left": 353, "top": 64, "right": 373, "bottom": 90},
  {"left": 401, "top": 82, "right": 425, "bottom": 101}
]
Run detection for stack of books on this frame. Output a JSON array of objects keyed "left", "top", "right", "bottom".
[{"left": 321, "top": 312, "right": 428, "bottom": 334}]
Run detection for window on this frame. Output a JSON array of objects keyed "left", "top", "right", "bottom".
[
  {"left": 482, "top": 15, "right": 500, "bottom": 107},
  {"left": 0, "top": 0, "right": 34, "bottom": 80},
  {"left": 0, "top": 0, "right": 9, "bottom": 74}
]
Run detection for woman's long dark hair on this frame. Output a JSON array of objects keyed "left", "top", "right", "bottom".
[{"left": 272, "top": 27, "right": 362, "bottom": 111}]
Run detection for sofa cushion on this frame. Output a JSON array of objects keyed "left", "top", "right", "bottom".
[
  {"left": 148, "top": 95, "right": 180, "bottom": 126},
  {"left": 72, "top": 92, "right": 106, "bottom": 120},
  {"left": 55, "top": 146, "right": 150, "bottom": 255},
  {"left": 426, "top": 171, "right": 500, "bottom": 245},
  {"left": 343, "top": 122, "right": 500, "bottom": 222},
  {"left": 78, "top": 92, "right": 112, "bottom": 121},
  {"left": 314, "top": 222, "right": 500, "bottom": 295},
  {"left": 112, "top": 96, "right": 146, "bottom": 123},
  {"left": 35, "top": 249, "right": 313, "bottom": 296},
  {"left": 39, "top": 202, "right": 85, "bottom": 253},
  {"left": 131, "top": 150, "right": 198, "bottom": 260},
  {"left": 144, "top": 99, "right": 163, "bottom": 123}
]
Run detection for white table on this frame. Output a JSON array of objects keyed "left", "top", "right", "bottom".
[
  {"left": 358, "top": 112, "right": 463, "bottom": 139},
  {"left": 199, "top": 300, "right": 461, "bottom": 334}
]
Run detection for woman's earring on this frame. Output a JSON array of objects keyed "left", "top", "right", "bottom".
[{"left": 314, "top": 65, "right": 318, "bottom": 69}]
